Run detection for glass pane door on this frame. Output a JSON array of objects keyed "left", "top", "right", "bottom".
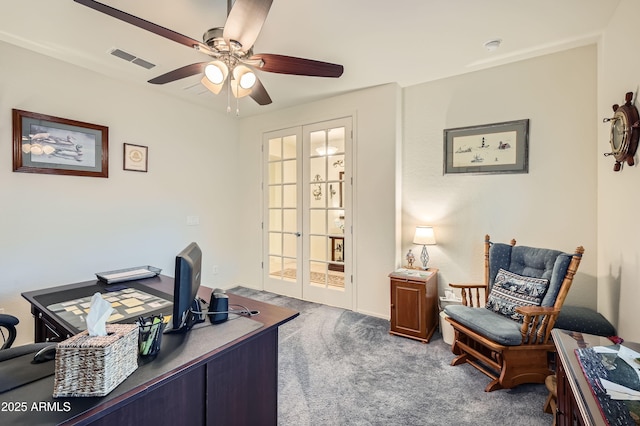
[
  {"left": 308, "top": 128, "right": 345, "bottom": 285},
  {"left": 263, "top": 118, "right": 352, "bottom": 310},
  {"left": 303, "top": 118, "right": 352, "bottom": 309},
  {"left": 263, "top": 128, "right": 302, "bottom": 299}
]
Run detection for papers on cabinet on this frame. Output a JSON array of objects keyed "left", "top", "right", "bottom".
[{"left": 592, "top": 344, "right": 640, "bottom": 400}]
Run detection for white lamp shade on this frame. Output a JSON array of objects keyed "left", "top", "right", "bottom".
[
  {"left": 201, "top": 76, "right": 225, "bottom": 95},
  {"left": 201, "top": 60, "right": 229, "bottom": 95},
  {"left": 230, "top": 77, "right": 253, "bottom": 98},
  {"left": 233, "top": 65, "right": 256, "bottom": 89},
  {"left": 204, "top": 60, "right": 228, "bottom": 84},
  {"left": 413, "top": 226, "right": 436, "bottom": 245}
]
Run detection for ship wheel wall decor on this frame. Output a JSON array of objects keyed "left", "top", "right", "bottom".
[{"left": 603, "top": 91, "right": 640, "bottom": 171}]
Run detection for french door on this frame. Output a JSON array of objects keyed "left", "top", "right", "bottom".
[{"left": 263, "top": 117, "right": 352, "bottom": 309}]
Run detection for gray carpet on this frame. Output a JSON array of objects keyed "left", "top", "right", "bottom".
[{"left": 230, "top": 287, "right": 552, "bottom": 426}]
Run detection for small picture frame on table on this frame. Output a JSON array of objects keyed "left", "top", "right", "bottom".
[{"left": 123, "top": 143, "right": 148, "bottom": 172}]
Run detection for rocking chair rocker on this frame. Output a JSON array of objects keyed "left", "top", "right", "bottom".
[{"left": 444, "top": 235, "right": 584, "bottom": 392}]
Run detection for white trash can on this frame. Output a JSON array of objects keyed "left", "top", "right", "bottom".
[{"left": 439, "top": 311, "right": 454, "bottom": 345}]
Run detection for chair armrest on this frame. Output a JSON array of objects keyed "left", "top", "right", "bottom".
[
  {"left": 515, "top": 306, "right": 559, "bottom": 316},
  {"left": 515, "top": 306, "right": 560, "bottom": 344},
  {"left": 448, "top": 283, "right": 487, "bottom": 307},
  {"left": 0, "top": 314, "right": 19, "bottom": 350},
  {"left": 448, "top": 283, "right": 486, "bottom": 289}
]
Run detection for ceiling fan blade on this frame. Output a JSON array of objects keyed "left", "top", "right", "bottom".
[
  {"left": 250, "top": 77, "right": 272, "bottom": 105},
  {"left": 251, "top": 54, "right": 343, "bottom": 78},
  {"left": 148, "top": 63, "right": 207, "bottom": 84},
  {"left": 223, "top": 0, "right": 273, "bottom": 51},
  {"left": 74, "top": 0, "right": 208, "bottom": 51}
]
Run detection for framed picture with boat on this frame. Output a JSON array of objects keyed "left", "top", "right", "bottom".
[
  {"left": 12, "top": 109, "right": 109, "bottom": 178},
  {"left": 443, "top": 119, "right": 529, "bottom": 175}
]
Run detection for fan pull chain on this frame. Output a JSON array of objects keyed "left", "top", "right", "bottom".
[
  {"left": 226, "top": 76, "right": 231, "bottom": 114},
  {"left": 236, "top": 79, "right": 240, "bottom": 116}
]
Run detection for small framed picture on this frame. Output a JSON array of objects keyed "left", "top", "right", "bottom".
[{"left": 123, "top": 143, "right": 148, "bottom": 172}]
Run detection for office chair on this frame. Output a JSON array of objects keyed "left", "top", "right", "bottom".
[{"left": 0, "top": 314, "right": 50, "bottom": 362}]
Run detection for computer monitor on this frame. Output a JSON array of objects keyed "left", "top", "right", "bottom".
[{"left": 169, "top": 242, "right": 203, "bottom": 332}]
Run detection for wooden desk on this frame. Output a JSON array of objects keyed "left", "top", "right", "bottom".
[
  {"left": 5, "top": 276, "right": 298, "bottom": 425},
  {"left": 552, "top": 329, "right": 640, "bottom": 426}
]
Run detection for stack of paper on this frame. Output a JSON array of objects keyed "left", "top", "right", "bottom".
[
  {"left": 96, "top": 266, "right": 161, "bottom": 284},
  {"left": 594, "top": 345, "right": 640, "bottom": 400},
  {"left": 600, "top": 378, "right": 640, "bottom": 400}
]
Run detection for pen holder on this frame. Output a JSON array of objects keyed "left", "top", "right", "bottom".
[{"left": 138, "top": 315, "right": 165, "bottom": 357}]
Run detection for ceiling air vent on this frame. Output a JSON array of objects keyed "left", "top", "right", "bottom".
[{"left": 108, "top": 48, "right": 156, "bottom": 70}]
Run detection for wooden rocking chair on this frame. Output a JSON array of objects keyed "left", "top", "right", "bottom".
[{"left": 444, "top": 235, "right": 584, "bottom": 392}]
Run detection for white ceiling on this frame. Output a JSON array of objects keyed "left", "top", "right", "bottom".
[{"left": 0, "top": 0, "right": 620, "bottom": 117}]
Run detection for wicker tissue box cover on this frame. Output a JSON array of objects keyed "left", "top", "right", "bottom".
[{"left": 53, "top": 324, "right": 138, "bottom": 398}]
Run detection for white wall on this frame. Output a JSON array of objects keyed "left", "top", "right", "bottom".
[
  {"left": 402, "top": 46, "right": 598, "bottom": 309},
  {"left": 0, "top": 41, "right": 239, "bottom": 345},
  {"left": 235, "top": 84, "right": 401, "bottom": 318},
  {"left": 597, "top": 0, "right": 640, "bottom": 341},
  {"left": 5, "top": 7, "right": 636, "bottom": 344}
]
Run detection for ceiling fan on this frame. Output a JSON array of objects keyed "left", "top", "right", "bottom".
[{"left": 74, "top": 0, "right": 344, "bottom": 110}]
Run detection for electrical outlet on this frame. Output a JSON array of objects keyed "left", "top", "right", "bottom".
[
  {"left": 186, "top": 215, "right": 200, "bottom": 226},
  {"left": 0, "top": 308, "right": 4, "bottom": 314}
]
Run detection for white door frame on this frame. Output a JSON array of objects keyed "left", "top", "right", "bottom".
[{"left": 262, "top": 117, "right": 353, "bottom": 309}]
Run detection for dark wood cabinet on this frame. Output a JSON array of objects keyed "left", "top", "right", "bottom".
[
  {"left": 552, "top": 329, "right": 640, "bottom": 426},
  {"left": 389, "top": 269, "right": 438, "bottom": 343},
  {"left": 556, "top": 353, "right": 586, "bottom": 426},
  {"left": 554, "top": 329, "right": 603, "bottom": 426}
]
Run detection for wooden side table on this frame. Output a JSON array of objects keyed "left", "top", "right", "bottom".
[{"left": 389, "top": 268, "right": 438, "bottom": 343}]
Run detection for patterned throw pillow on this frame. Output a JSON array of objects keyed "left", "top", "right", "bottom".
[{"left": 485, "top": 268, "right": 550, "bottom": 322}]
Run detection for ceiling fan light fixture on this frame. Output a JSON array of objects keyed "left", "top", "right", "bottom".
[
  {"left": 233, "top": 65, "right": 257, "bottom": 90},
  {"left": 315, "top": 146, "right": 338, "bottom": 156},
  {"left": 240, "top": 71, "right": 256, "bottom": 89},
  {"left": 201, "top": 75, "right": 224, "bottom": 95},
  {"left": 72, "top": 0, "right": 341, "bottom": 112},
  {"left": 230, "top": 77, "right": 253, "bottom": 98},
  {"left": 204, "top": 60, "right": 228, "bottom": 84}
]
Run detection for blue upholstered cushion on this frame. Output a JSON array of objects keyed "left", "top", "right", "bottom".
[
  {"left": 485, "top": 269, "right": 549, "bottom": 322},
  {"left": 488, "top": 243, "right": 573, "bottom": 307},
  {"left": 555, "top": 305, "right": 617, "bottom": 337},
  {"left": 444, "top": 304, "right": 523, "bottom": 346}
]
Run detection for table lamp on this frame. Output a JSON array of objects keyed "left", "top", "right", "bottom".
[{"left": 413, "top": 226, "right": 436, "bottom": 270}]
